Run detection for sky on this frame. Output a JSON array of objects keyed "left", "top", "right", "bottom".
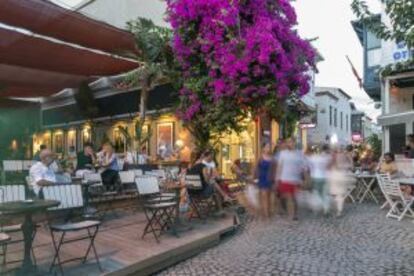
[
  {"left": 55, "top": 0, "right": 382, "bottom": 120},
  {"left": 293, "top": 0, "right": 382, "bottom": 120}
]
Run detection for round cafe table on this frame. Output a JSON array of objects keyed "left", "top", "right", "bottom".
[{"left": 0, "top": 199, "right": 60, "bottom": 275}]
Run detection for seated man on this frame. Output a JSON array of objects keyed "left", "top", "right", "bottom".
[
  {"left": 75, "top": 143, "right": 96, "bottom": 178},
  {"left": 32, "top": 144, "right": 47, "bottom": 162},
  {"left": 29, "top": 149, "right": 57, "bottom": 197}
]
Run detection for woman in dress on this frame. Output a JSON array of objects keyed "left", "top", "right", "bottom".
[{"left": 255, "top": 143, "right": 274, "bottom": 218}]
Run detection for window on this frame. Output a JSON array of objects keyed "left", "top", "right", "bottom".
[
  {"left": 389, "top": 124, "right": 406, "bottom": 154},
  {"left": 340, "top": 112, "right": 343, "bottom": 130},
  {"left": 367, "top": 31, "right": 381, "bottom": 49},
  {"left": 329, "top": 106, "right": 332, "bottom": 126},
  {"left": 412, "top": 94, "right": 414, "bottom": 109},
  {"left": 367, "top": 48, "right": 382, "bottom": 67},
  {"left": 366, "top": 30, "right": 381, "bottom": 67},
  {"left": 334, "top": 108, "right": 337, "bottom": 127},
  {"left": 346, "top": 115, "right": 349, "bottom": 132}
]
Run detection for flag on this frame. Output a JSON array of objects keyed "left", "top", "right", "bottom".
[{"left": 346, "top": 55, "right": 363, "bottom": 89}]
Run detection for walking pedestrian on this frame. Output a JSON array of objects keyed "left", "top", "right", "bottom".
[
  {"left": 306, "top": 145, "right": 332, "bottom": 214},
  {"left": 276, "top": 138, "right": 304, "bottom": 220},
  {"left": 255, "top": 142, "right": 274, "bottom": 218}
]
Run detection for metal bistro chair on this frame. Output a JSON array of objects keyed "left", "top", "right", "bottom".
[
  {"left": 0, "top": 185, "right": 38, "bottom": 267},
  {"left": 135, "top": 176, "right": 177, "bottom": 243},
  {"left": 185, "top": 174, "right": 216, "bottom": 220},
  {"left": 133, "top": 169, "right": 143, "bottom": 177},
  {"left": 376, "top": 173, "right": 391, "bottom": 209},
  {"left": 119, "top": 171, "right": 137, "bottom": 196},
  {"left": 42, "top": 184, "right": 102, "bottom": 274},
  {"left": 381, "top": 179, "right": 414, "bottom": 221}
]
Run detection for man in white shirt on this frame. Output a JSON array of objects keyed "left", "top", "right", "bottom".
[
  {"left": 29, "top": 149, "right": 56, "bottom": 196},
  {"left": 276, "top": 138, "right": 305, "bottom": 220}
]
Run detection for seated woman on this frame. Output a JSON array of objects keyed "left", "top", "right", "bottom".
[
  {"left": 378, "top": 152, "right": 412, "bottom": 198},
  {"left": 187, "top": 153, "right": 223, "bottom": 212},
  {"left": 99, "top": 143, "right": 120, "bottom": 191},
  {"left": 377, "top": 152, "right": 398, "bottom": 176}
]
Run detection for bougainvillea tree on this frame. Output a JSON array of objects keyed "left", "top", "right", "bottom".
[{"left": 167, "top": 0, "right": 316, "bottom": 151}]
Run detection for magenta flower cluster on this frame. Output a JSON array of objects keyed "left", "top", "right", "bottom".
[{"left": 167, "top": 0, "right": 316, "bottom": 121}]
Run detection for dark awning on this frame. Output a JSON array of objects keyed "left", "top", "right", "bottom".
[
  {"left": 0, "top": 0, "right": 138, "bottom": 57},
  {"left": 0, "top": 64, "right": 90, "bottom": 88},
  {"left": 0, "top": 28, "right": 139, "bottom": 76}
]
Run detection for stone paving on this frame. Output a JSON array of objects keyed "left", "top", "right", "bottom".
[{"left": 158, "top": 203, "right": 414, "bottom": 276}]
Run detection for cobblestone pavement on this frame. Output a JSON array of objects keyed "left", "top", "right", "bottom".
[{"left": 158, "top": 203, "right": 414, "bottom": 276}]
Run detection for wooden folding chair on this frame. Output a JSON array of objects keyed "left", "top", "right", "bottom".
[
  {"left": 376, "top": 173, "right": 391, "bottom": 209},
  {"left": 381, "top": 179, "right": 414, "bottom": 221},
  {"left": 43, "top": 184, "right": 102, "bottom": 274},
  {"left": 135, "top": 176, "right": 177, "bottom": 242}
]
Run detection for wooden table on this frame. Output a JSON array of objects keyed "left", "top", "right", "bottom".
[
  {"left": 0, "top": 199, "right": 60, "bottom": 275},
  {"left": 355, "top": 173, "right": 379, "bottom": 204}
]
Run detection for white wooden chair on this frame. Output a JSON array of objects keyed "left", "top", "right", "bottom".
[
  {"left": 42, "top": 184, "right": 102, "bottom": 274},
  {"left": 376, "top": 173, "right": 391, "bottom": 209},
  {"left": 2, "top": 161, "right": 23, "bottom": 172},
  {"left": 0, "top": 185, "right": 36, "bottom": 266},
  {"left": 22, "top": 160, "right": 36, "bottom": 171},
  {"left": 381, "top": 179, "right": 414, "bottom": 221},
  {"left": 0, "top": 185, "right": 25, "bottom": 203}
]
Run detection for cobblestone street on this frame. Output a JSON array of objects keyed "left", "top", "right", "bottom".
[{"left": 158, "top": 204, "right": 414, "bottom": 276}]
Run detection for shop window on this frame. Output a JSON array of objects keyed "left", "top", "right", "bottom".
[
  {"left": 53, "top": 132, "right": 64, "bottom": 154},
  {"left": 389, "top": 124, "right": 406, "bottom": 154},
  {"left": 346, "top": 115, "right": 349, "bottom": 132},
  {"left": 157, "top": 122, "right": 174, "bottom": 160}
]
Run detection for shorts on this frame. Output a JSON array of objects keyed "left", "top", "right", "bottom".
[{"left": 278, "top": 181, "right": 298, "bottom": 196}]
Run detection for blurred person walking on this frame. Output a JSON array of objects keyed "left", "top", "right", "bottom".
[
  {"left": 276, "top": 138, "right": 304, "bottom": 220},
  {"left": 255, "top": 142, "right": 274, "bottom": 218},
  {"left": 307, "top": 145, "right": 332, "bottom": 214},
  {"left": 328, "top": 150, "right": 356, "bottom": 217}
]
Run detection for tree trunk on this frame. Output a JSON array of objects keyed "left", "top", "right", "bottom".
[{"left": 139, "top": 87, "right": 149, "bottom": 123}]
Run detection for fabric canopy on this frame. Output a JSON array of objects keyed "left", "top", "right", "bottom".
[
  {"left": 0, "top": 0, "right": 138, "bottom": 57},
  {"left": 0, "top": 28, "right": 139, "bottom": 76},
  {"left": 0, "top": 64, "right": 89, "bottom": 88},
  {"left": 0, "top": 86, "right": 57, "bottom": 98}
]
